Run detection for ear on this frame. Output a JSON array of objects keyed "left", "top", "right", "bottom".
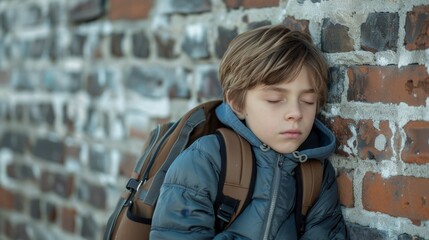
[{"left": 226, "top": 94, "right": 246, "bottom": 120}]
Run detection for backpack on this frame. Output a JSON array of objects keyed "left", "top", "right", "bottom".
[{"left": 103, "top": 100, "right": 324, "bottom": 239}]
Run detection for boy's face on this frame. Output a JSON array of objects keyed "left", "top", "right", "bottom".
[{"left": 232, "top": 66, "right": 317, "bottom": 154}]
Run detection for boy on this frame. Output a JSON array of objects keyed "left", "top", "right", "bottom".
[{"left": 150, "top": 24, "right": 348, "bottom": 239}]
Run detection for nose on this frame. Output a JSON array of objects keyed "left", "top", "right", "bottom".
[{"left": 284, "top": 101, "right": 303, "bottom": 120}]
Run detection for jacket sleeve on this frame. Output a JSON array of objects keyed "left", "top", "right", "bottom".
[
  {"left": 300, "top": 160, "right": 349, "bottom": 240},
  {"left": 150, "top": 136, "right": 221, "bottom": 240}
]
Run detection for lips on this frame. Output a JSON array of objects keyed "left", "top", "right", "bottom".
[{"left": 281, "top": 129, "right": 302, "bottom": 138}]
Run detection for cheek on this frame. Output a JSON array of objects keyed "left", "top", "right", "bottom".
[
  {"left": 304, "top": 111, "right": 317, "bottom": 130},
  {"left": 304, "top": 104, "right": 317, "bottom": 116}
]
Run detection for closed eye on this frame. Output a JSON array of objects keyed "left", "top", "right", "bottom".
[
  {"left": 266, "top": 99, "right": 284, "bottom": 104},
  {"left": 300, "top": 94, "right": 316, "bottom": 105},
  {"left": 301, "top": 100, "right": 315, "bottom": 105}
]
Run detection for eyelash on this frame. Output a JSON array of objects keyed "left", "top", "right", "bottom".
[
  {"left": 267, "top": 100, "right": 315, "bottom": 105},
  {"left": 302, "top": 100, "right": 315, "bottom": 105}
]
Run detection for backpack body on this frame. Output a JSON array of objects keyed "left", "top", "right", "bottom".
[
  {"left": 103, "top": 100, "right": 255, "bottom": 239},
  {"left": 103, "top": 100, "right": 324, "bottom": 240}
]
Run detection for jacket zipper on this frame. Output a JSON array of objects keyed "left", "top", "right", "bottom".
[{"left": 262, "top": 155, "right": 284, "bottom": 240}]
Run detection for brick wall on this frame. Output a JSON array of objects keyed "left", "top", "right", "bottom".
[{"left": 0, "top": 0, "right": 427, "bottom": 239}]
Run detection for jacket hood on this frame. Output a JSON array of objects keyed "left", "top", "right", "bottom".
[{"left": 215, "top": 102, "right": 336, "bottom": 161}]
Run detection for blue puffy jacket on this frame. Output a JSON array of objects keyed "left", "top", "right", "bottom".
[{"left": 150, "top": 102, "right": 348, "bottom": 239}]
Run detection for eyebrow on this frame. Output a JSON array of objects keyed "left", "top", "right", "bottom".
[{"left": 262, "top": 85, "right": 316, "bottom": 94}]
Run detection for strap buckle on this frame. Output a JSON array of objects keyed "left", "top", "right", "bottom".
[
  {"left": 123, "top": 178, "right": 142, "bottom": 207},
  {"left": 217, "top": 203, "right": 235, "bottom": 223},
  {"left": 216, "top": 196, "right": 239, "bottom": 223},
  {"left": 126, "top": 178, "right": 142, "bottom": 192}
]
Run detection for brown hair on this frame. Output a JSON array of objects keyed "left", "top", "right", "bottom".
[{"left": 219, "top": 24, "right": 328, "bottom": 111}]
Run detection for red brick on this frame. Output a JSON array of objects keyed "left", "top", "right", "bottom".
[
  {"left": 46, "top": 202, "right": 57, "bottom": 223},
  {"left": 405, "top": 5, "right": 429, "bottom": 50},
  {"left": 323, "top": 117, "right": 355, "bottom": 157},
  {"left": 13, "top": 192, "right": 25, "bottom": 212},
  {"left": 88, "top": 184, "right": 107, "bottom": 209},
  {"left": 282, "top": 16, "right": 310, "bottom": 34},
  {"left": 362, "top": 172, "right": 429, "bottom": 223},
  {"left": 40, "top": 171, "right": 75, "bottom": 198},
  {"left": 357, "top": 120, "right": 394, "bottom": 161},
  {"left": 347, "top": 65, "right": 429, "bottom": 106},
  {"left": 31, "top": 137, "right": 65, "bottom": 164},
  {"left": 61, "top": 207, "right": 76, "bottom": 233},
  {"left": 108, "top": 0, "right": 153, "bottom": 20},
  {"left": 110, "top": 32, "right": 124, "bottom": 58},
  {"left": 336, "top": 168, "right": 354, "bottom": 207},
  {"left": 6, "top": 163, "right": 16, "bottom": 178},
  {"left": 402, "top": 121, "right": 429, "bottom": 164},
  {"left": 324, "top": 118, "right": 396, "bottom": 161},
  {"left": 69, "top": 0, "right": 105, "bottom": 23},
  {"left": 0, "top": 187, "right": 14, "bottom": 210},
  {"left": 322, "top": 19, "right": 355, "bottom": 53},
  {"left": 224, "top": 0, "right": 278, "bottom": 9}
]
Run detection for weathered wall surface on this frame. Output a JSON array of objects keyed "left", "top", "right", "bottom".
[{"left": 0, "top": 0, "right": 428, "bottom": 239}]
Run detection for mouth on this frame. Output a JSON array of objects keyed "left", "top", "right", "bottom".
[{"left": 281, "top": 130, "right": 302, "bottom": 138}]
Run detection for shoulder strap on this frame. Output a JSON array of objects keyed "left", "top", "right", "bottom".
[
  {"left": 143, "top": 100, "right": 223, "bottom": 206},
  {"left": 105, "top": 100, "right": 226, "bottom": 240},
  {"left": 295, "top": 159, "right": 324, "bottom": 237},
  {"left": 214, "top": 128, "right": 255, "bottom": 232}
]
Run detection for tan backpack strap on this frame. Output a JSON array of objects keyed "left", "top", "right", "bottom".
[
  {"left": 299, "top": 159, "right": 324, "bottom": 217},
  {"left": 216, "top": 128, "right": 254, "bottom": 228}
]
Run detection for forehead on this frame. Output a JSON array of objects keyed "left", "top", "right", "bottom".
[
  {"left": 259, "top": 67, "right": 316, "bottom": 92},
  {"left": 260, "top": 64, "right": 317, "bottom": 87}
]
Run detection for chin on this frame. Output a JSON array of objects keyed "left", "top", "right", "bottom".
[{"left": 275, "top": 146, "right": 299, "bottom": 155}]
